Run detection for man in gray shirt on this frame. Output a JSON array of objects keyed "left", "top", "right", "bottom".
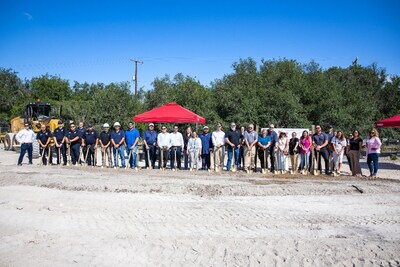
[{"left": 243, "top": 124, "right": 258, "bottom": 173}]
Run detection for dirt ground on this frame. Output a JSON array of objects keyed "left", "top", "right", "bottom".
[{"left": 0, "top": 148, "right": 399, "bottom": 267}]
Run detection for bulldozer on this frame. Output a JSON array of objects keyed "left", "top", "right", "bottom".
[{"left": 1, "top": 102, "right": 60, "bottom": 157}]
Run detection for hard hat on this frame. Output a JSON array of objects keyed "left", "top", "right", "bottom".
[
  {"left": 103, "top": 123, "right": 110, "bottom": 128},
  {"left": 114, "top": 122, "right": 121, "bottom": 127}
]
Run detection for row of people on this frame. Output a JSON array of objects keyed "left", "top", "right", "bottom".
[{"left": 16, "top": 121, "right": 382, "bottom": 177}]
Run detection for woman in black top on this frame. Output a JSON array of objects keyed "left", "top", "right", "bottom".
[
  {"left": 289, "top": 132, "right": 299, "bottom": 174},
  {"left": 347, "top": 130, "right": 363, "bottom": 176}
]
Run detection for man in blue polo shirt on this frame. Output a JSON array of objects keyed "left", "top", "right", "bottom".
[
  {"left": 77, "top": 121, "right": 86, "bottom": 138},
  {"left": 111, "top": 122, "right": 126, "bottom": 168},
  {"left": 143, "top": 123, "right": 158, "bottom": 169},
  {"left": 125, "top": 122, "right": 140, "bottom": 169},
  {"left": 313, "top": 125, "right": 332, "bottom": 175}
]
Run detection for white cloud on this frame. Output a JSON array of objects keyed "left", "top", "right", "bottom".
[{"left": 23, "top": 12, "right": 33, "bottom": 20}]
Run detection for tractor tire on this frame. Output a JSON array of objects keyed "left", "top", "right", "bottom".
[
  {"left": 4, "top": 133, "right": 15, "bottom": 151},
  {"left": 12, "top": 134, "right": 20, "bottom": 151},
  {"left": 32, "top": 137, "right": 40, "bottom": 158}
]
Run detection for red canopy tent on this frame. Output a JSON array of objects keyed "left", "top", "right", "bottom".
[
  {"left": 134, "top": 102, "right": 206, "bottom": 124},
  {"left": 375, "top": 114, "right": 400, "bottom": 128}
]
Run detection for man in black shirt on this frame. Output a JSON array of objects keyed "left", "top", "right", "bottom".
[
  {"left": 99, "top": 123, "right": 112, "bottom": 167},
  {"left": 225, "top": 122, "right": 242, "bottom": 171},
  {"left": 82, "top": 123, "right": 99, "bottom": 166},
  {"left": 67, "top": 123, "right": 81, "bottom": 166},
  {"left": 53, "top": 120, "right": 67, "bottom": 165},
  {"left": 36, "top": 124, "right": 52, "bottom": 165}
]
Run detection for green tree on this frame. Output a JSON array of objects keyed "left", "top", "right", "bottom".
[
  {"left": 30, "top": 74, "right": 72, "bottom": 102},
  {"left": 0, "top": 68, "right": 28, "bottom": 121}
]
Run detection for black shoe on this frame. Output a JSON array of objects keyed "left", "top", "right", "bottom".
[
  {"left": 326, "top": 171, "right": 333, "bottom": 175},
  {"left": 17, "top": 163, "right": 22, "bottom": 166},
  {"left": 28, "top": 162, "right": 33, "bottom": 165}
]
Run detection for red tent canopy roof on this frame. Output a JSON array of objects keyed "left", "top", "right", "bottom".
[
  {"left": 375, "top": 114, "right": 400, "bottom": 128},
  {"left": 134, "top": 102, "right": 206, "bottom": 124}
]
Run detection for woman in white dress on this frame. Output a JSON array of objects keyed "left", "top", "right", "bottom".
[
  {"left": 276, "top": 131, "right": 289, "bottom": 173},
  {"left": 331, "top": 130, "right": 347, "bottom": 175},
  {"left": 188, "top": 132, "right": 202, "bottom": 171}
]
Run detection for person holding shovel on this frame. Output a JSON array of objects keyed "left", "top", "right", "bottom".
[
  {"left": 225, "top": 122, "right": 242, "bottom": 172},
  {"left": 37, "top": 124, "right": 53, "bottom": 166},
  {"left": 82, "top": 123, "right": 99, "bottom": 166},
  {"left": 111, "top": 122, "right": 126, "bottom": 169},
  {"left": 257, "top": 128, "right": 271, "bottom": 173},
  {"left": 312, "top": 125, "right": 332, "bottom": 175},
  {"left": 67, "top": 123, "right": 81, "bottom": 166},
  {"left": 125, "top": 122, "right": 140, "bottom": 170},
  {"left": 143, "top": 123, "right": 158, "bottom": 169},
  {"left": 99, "top": 123, "right": 112, "bottom": 167},
  {"left": 53, "top": 120, "right": 67, "bottom": 165}
]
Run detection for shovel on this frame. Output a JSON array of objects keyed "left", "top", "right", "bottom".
[
  {"left": 173, "top": 147, "right": 177, "bottom": 171},
  {"left": 147, "top": 147, "right": 152, "bottom": 170},
  {"left": 231, "top": 147, "right": 237, "bottom": 172},
  {"left": 274, "top": 149, "right": 279, "bottom": 175},
  {"left": 84, "top": 145, "right": 91, "bottom": 167},
  {"left": 313, "top": 150, "right": 321, "bottom": 176},
  {"left": 126, "top": 147, "right": 133, "bottom": 170},
  {"left": 262, "top": 149, "right": 267, "bottom": 174}
]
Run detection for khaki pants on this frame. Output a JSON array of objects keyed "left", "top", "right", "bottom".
[
  {"left": 290, "top": 154, "right": 298, "bottom": 172},
  {"left": 244, "top": 146, "right": 256, "bottom": 170},
  {"left": 214, "top": 146, "right": 224, "bottom": 170}
]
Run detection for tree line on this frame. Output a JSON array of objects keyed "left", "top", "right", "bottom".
[{"left": 1, "top": 58, "right": 399, "bottom": 138}]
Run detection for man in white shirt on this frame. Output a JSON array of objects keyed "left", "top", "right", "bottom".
[
  {"left": 212, "top": 123, "right": 225, "bottom": 171},
  {"left": 170, "top": 125, "right": 184, "bottom": 170},
  {"left": 157, "top": 126, "right": 171, "bottom": 169},
  {"left": 16, "top": 122, "right": 37, "bottom": 165},
  {"left": 169, "top": 125, "right": 184, "bottom": 170}
]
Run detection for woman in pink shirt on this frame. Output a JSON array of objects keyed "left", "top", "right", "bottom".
[
  {"left": 299, "top": 130, "right": 312, "bottom": 175},
  {"left": 366, "top": 128, "right": 382, "bottom": 178}
]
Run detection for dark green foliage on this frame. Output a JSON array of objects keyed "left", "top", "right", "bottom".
[{"left": 1, "top": 58, "right": 399, "bottom": 139}]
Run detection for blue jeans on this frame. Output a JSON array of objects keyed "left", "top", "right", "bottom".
[
  {"left": 126, "top": 146, "right": 138, "bottom": 168},
  {"left": 226, "top": 146, "right": 240, "bottom": 171},
  {"left": 113, "top": 146, "right": 126, "bottom": 168},
  {"left": 18, "top": 143, "right": 33, "bottom": 164},
  {"left": 367, "top": 153, "right": 379, "bottom": 175},
  {"left": 300, "top": 152, "right": 310, "bottom": 170}
]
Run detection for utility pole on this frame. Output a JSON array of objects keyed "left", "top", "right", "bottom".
[{"left": 130, "top": 59, "right": 143, "bottom": 95}]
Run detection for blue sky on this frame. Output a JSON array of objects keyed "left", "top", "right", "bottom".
[{"left": 1, "top": 0, "right": 399, "bottom": 91}]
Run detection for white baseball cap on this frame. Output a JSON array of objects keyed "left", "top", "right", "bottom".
[{"left": 114, "top": 122, "right": 121, "bottom": 127}]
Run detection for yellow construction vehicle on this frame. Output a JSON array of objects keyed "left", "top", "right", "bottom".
[{"left": 1, "top": 102, "right": 60, "bottom": 157}]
